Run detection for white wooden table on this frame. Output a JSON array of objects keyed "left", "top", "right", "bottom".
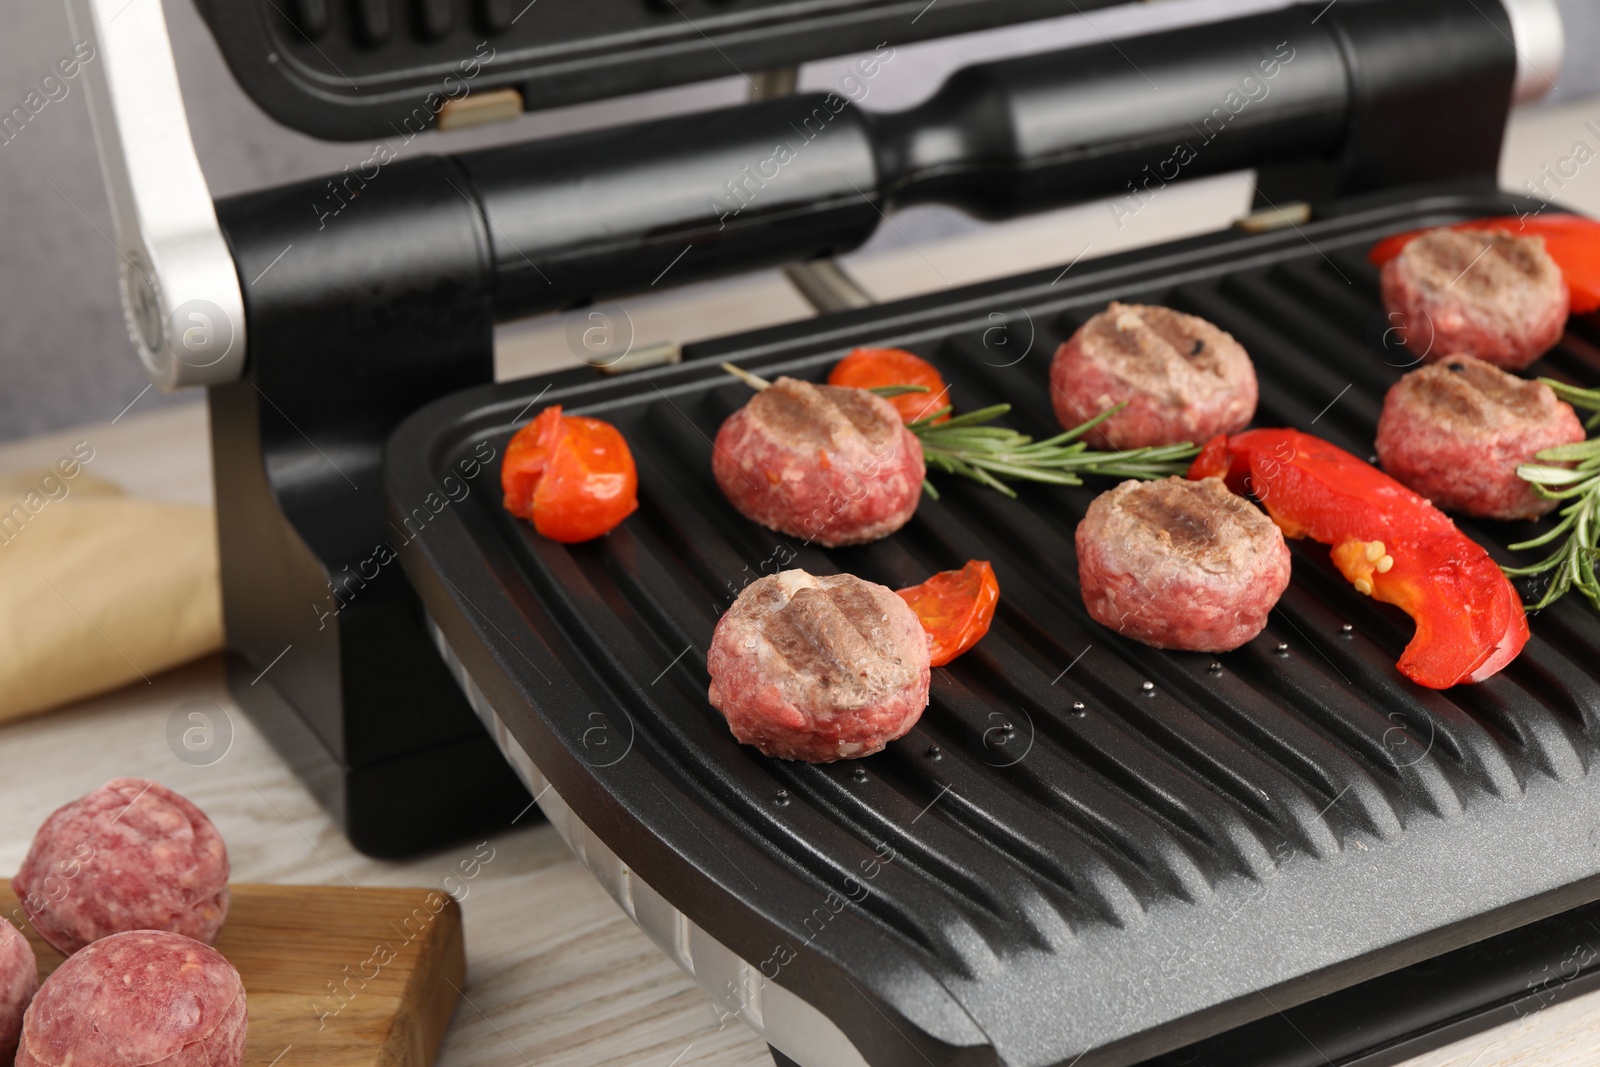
[{"left": 7, "top": 98, "right": 1600, "bottom": 1067}]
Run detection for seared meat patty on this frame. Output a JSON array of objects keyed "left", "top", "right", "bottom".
[
  {"left": 1050, "top": 302, "right": 1257, "bottom": 449},
  {"left": 1375, "top": 355, "right": 1585, "bottom": 520},
  {"left": 707, "top": 569, "right": 931, "bottom": 762},
  {"left": 1381, "top": 228, "right": 1568, "bottom": 370},
  {"left": 712, "top": 377, "right": 925, "bottom": 548},
  {"left": 1077, "top": 477, "right": 1290, "bottom": 652}
]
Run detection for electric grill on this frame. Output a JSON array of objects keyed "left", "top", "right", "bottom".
[{"left": 70, "top": 0, "right": 1600, "bottom": 1062}]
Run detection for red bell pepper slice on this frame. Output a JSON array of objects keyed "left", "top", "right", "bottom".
[
  {"left": 1369, "top": 214, "right": 1600, "bottom": 314},
  {"left": 897, "top": 560, "right": 999, "bottom": 667},
  {"left": 828, "top": 347, "right": 952, "bottom": 425},
  {"left": 501, "top": 405, "right": 639, "bottom": 543},
  {"left": 1190, "top": 429, "right": 1528, "bottom": 689}
]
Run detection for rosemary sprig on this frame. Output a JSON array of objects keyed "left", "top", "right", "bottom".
[
  {"left": 718, "top": 362, "right": 1199, "bottom": 500},
  {"left": 909, "top": 402, "right": 1198, "bottom": 499},
  {"left": 1504, "top": 379, "right": 1600, "bottom": 611}
]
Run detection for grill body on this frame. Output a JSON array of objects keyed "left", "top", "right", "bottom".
[{"left": 388, "top": 187, "right": 1600, "bottom": 1066}]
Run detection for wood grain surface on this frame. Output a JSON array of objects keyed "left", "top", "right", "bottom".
[{"left": 1, "top": 880, "right": 464, "bottom": 1067}]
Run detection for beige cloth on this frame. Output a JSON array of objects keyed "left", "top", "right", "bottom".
[{"left": 0, "top": 469, "right": 222, "bottom": 722}]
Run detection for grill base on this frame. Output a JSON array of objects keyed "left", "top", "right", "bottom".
[
  {"left": 436, "top": 607, "right": 1600, "bottom": 1067},
  {"left": 426, "top": 616, "right": 875, "bottom": 1067}
]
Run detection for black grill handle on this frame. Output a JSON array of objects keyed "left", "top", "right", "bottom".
[{"left": 220, "top": 0, "right": 1517, "bottom": 330}]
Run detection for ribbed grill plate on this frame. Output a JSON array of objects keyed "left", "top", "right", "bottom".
[{"left": 387, "top": 189, "right": 1600, "bottom": 1067}]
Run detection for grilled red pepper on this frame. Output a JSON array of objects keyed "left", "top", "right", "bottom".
[
  {"left": 828, "top": 347, "right": 951, "bottom": 424},
  {"left": 1190, "top": 429, "right": 1528, "bottom": 688},
  {"left": 502, "top": 405, "right": 639, "bottom": 543},
  {"left": 1370, "top": 214, "right": 1600, "bottom": 314},
  {"left": 897, "top": 560, "right": 999, "bottom": 666}
]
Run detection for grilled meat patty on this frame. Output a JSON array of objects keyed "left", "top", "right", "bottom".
[
  {"left": 707, "top": 569, "right": 931, "bottom": 762},
  {"left": 1375, "top": 355, "right": 1585, "bottom": 520},
  {"left": 712, "top": 377, "right": 925, "bottom": 548},
  {"left": 1077, "top": 477, "right": 1290, "bottom": 652},
  {"left": 1050, "top": 302, "right": 1257, "bottom": 450},
  {"left": 1380, "top": 228, "right": 1568, "bottom": 371}
]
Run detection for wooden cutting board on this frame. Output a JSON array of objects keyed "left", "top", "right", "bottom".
[{"left": 2, "top": 880, "right": 464, "bottom": 1067}]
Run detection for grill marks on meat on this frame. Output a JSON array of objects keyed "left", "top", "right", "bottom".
[
  {"left": 1381, "top": 229, "right": 1568, "bottom": 370},
  {"left": 1375, "top": 355, "right": 1585, "bottom": 520},
  {"left": 707, "top": 570, "right": 931, "bottom": 762},
  {"left": 1077, "top": 477, "right": 1291, "bottom": 652},
  {"left": 1415, "top": 359, "right": 1549, "bottom": 426},
  {"left": 755, "top": 379, "right": 899, "bottom": 451},
  {"left": 1406, "top": 230, "right": 1553, "bottom": 305},
  {"left": 1051, "top": 303, "right": 1258, "bottom": 449},
  {"left": 1120, "top": 488, "right": 1226, "bottom": 561},
  {"left": 1095, "top": 304, "right": 1234, "bottom": 399},
  {"left": 712, "top": 377, "right": 925, "bottom": 548},
  {"left": 748, "top": 575, "right": 920, "bottom": 711}
]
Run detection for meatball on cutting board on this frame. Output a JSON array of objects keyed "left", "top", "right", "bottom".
[
  {"left": 708, "top": 569, "right": 931, "bottom": 762},
  {"left": 1376, "top": 356, "right": 1585, "bottom": 520},
  {"left": 1051, "top": 302, "right": 1257, "bottom": 449},
  {"left": 1077, "top": 477, "right": 1291, "bottom": 652},
  {"left": 713, "top": 376, "right": 925, "bottom": 548},
  {"left": 0, "top": 920, "right": 35, "bottom": 1064},
  {"left": 16, "top": 930, "right": 247, "bottom": 1067},
  {"left": 14, "top": 777, "right": 230, "bottom": 955},
  {"left": 1381, "top": 228, "right": 1568, "bottom": 370}
]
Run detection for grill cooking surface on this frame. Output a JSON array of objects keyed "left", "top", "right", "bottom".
[{"left": 388, "top": 190, "right": 1600, "bottom": 1067}]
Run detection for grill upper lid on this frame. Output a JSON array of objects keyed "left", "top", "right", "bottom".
[{"left": 192, "top": 0, "right": 1134, "bottom": 140}]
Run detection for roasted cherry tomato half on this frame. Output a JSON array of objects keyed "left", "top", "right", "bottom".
[
  {"left": 1370, "top": 214, "right": 1600, "bottom": 314},
  {"left": 501, "top": 405, "right": 639, "bottom": 543},
  {"left": 897, "top": 560, "right": 1000, "bottom": 667},
  {"left": 828, "top": 347, "right": 951, "bottom": 425}
]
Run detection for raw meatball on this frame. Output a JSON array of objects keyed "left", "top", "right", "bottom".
[
  {"left": 1050, "top": 302, "right": 1257, "bottom": 449},
  {"left": 1, "top": 920, "right": 37, "bottom": 1063},
  {"left": 16, "top": 930, "right": 246, "bottom": 1067},
  {"left": 1077, "top": 477, "right": 1291, "bottom": 652},
  {"left": 708, "top": 569, "right": 931, "bottom": 762},
  {"left": 14, "top": 778, "right": 229, "bottom": 955},
  {"left": 1381, "top": 228, "right": 1568, "bottom": 370},
  {"left": 1376, "top": 356, "right": 1585, "bottom": 520},
  {"left": 712, "top": 377, "right": 925, "bottom": 548}
]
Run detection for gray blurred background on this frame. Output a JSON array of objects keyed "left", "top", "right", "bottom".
[{"left": 3, "top": 0, "right": 1599, "bottom": 442}]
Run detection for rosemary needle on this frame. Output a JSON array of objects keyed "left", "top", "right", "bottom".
[
  {"left": 717, "top": 362, "right": 1199, "bottom": 500},
  {"left": 1504, "top": 379, "right": 1600, "bottom": 611}
]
